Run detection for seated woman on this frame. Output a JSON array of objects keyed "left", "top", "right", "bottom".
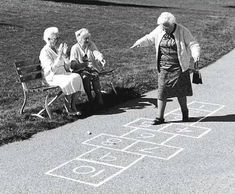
[
  {"left": 70, "top": 28, "right": 106, "bottom": 105},
  {"left": 39, "top": 27, "right": 84, "bottom": 115}
]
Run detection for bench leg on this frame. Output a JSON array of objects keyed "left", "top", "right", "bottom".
[
  {"left": 45, "top": 94, "right": 52, "bottom": 119},
  {"left": 110, "top": 82, "right": 117, "bottom": 95},
  {"left": 31, "top": 91, "right": 63, "bottom": 119},
  {"left": 20, "top": 90, "right": 28, "bottom": 114}
]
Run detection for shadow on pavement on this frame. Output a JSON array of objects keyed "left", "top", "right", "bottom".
[
  {"left": 97, "top": 95, "right": 157, "bottom": 115},
  {"left": 199, "top": 114, "right": 235, "bottom": 122},
  {"left": 171, "top": 114, "right": 235, "bottom": 123}
]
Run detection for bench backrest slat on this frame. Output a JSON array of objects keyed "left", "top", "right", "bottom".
[
  {"left": 14, "top": 60, "right": 43, "bottom": 83},
  {"left": 19, "top": 71, "right": 42, "bottom": 82},
  {"left": 15, "top": 59, "right": 39, "bottom": 67},
  {"left": 16, "top": 64, "right": 42, "bottom": 75}
]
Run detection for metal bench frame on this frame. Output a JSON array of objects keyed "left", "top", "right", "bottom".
[{"left": 14, "top": 59, "right": 63, "bottom": 119}]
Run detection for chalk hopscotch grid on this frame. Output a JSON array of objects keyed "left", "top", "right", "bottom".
[
  {"left": 157, "top": 124, "right": 212, "bottom": 139},
  {"left": 77, "top": 146, "right": 144, "bottom": 168},
  {"left": 45, "top": 101, "right": 224, "bottom": 187},
  {"left": 45, "top": 157, "right": 124, "bottom": 187},
  {"left": 81, "top": 133, "right": 183, "bottom": 161},
  {"left": 122, "top": 101, "right": 199, "bottom": 130},
  {"left": 124, "top": 101, "right": 224, "bottom": 130},
  {"left": 46, "top": 153, "right": 145, "bottom": 187}
]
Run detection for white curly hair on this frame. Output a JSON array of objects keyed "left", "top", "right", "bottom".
[
  {"left": 75, "top": 28, "right": 91, "bottom": 42},
  {"left": 43, "top": 27, "right": 59, "bottom": 44},
  {"left": 157, "top": 12, "right": 176, "bottom": 25}
]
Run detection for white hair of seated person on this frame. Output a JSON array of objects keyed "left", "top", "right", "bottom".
[
  {"left": 157, "top": 12, "right": 176, "bottom": 25},
  {"left": 75, "top": 28, "right": 91, "bottom": 42},
  {"left": 43, "top": 27, "right": 59, "bottom": 44}
]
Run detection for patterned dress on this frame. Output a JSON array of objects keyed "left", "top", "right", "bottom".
[{"left": 157, "top": 31, "right": 192, "bottom": 100}]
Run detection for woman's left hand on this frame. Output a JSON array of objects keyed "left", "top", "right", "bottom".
[
  {"left": 63, "top": 43, "right": 68, "bottom": 55},
  {"left": 100, "top": 59, "right": 106, "bottom": 67},
  {"left": 194, "top": 56, "right": 200, "bottom": 63}
]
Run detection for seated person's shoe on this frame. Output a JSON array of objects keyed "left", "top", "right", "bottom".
[
  {"left": 63, "top": 103, "right": 81, "bottom": 116},
  {"left": 75, "top": 109, "right": 82, "bottom": 116},
  {"left": 153, "top": 117, "right": 165, "bottom": 125},
  {"left": 63, "top": 104, "right": 76, "bottom": 115}
]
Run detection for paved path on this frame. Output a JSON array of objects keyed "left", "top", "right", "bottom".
[{"left": 0, "top": 49, "right": 235, "bottom": 194}]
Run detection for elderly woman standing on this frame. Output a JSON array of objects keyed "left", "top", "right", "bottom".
[
  {"left": 131, "top": 12, "right": 200, "bottom": 124},
  {"left": 39, "top": 27, "right": 84, "bottom": 115},
  {"left": 70, "top": 28, "right": 106, "bottom": 105}
]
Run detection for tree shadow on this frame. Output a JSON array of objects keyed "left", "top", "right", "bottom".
[
  {"left": 43, "top": 0, "right": 176, "bottom": 9},
  {"left": 0, "top": 22, "right": 23, "bottom": 28},
  {"left": 223, "top": 6, "right": 235, "bottom": 9},
  {"left": 96, "top": 94, "right": 157, "bottom": 115}
]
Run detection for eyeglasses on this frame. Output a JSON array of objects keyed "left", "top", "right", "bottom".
[
  {"left": 49, "top": 36, "right": 60, "bottom": 41},
  {"left": 162, "top": 24, "right": 172, "bottom": 30}
]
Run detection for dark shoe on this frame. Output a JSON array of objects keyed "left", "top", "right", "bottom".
[
  {"left": 153, "top": 117, "right": 165, "bottom": 125},
  {"left": 74, "top": 106, "right": 83, "bottom": 116},
  {"left": 74, "top": 110, "right": 82, "bottom": 116},
  {"left": 182, "top": 110, "right": 189, "bottom": 122},
  {"left": 64, "top": 104, "right": 82, "bottom": 116}
]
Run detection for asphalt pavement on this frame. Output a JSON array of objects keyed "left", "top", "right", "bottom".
[{"left": 0, "top": 49, "right": 235, "bottom": 194}]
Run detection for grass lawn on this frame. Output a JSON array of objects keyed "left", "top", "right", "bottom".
[{"left": 0, "top": 0, "right": 235, "bottom": 145}]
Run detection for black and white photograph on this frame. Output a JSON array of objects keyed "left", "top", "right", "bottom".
[{"left": 0, "top": 0, "right": 235, "bottom": 193}]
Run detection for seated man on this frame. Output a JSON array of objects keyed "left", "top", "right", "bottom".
[{"left": 70, "top": 28, "right": 106, "bottom": 105}]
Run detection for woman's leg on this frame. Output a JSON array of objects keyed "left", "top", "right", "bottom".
[
  {"left": 92, "top": 79, "right": 103, "bottom": 105},
  {"left": 177, "top": 96, "right": 189, "bottom": 121},
  {"left": 71, "top": 91, "right": 82, "bottom": 115},
  {"left": 158, "top": 99, "right": 167, "bottom": 119},
  {"left": 154, "top": 99, "right": 166, "bottom": 124}
]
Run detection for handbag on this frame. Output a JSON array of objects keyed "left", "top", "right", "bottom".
[
  {"left": 192, "top": 61, "right": 202, "bottom": 84},
  {"left": 192, "top": 70, "right": 202, "bottom": 84}
]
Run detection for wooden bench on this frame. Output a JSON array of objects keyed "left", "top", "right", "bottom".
[{"left": 14, "top": 59, "right": 63, "bottom": 119}]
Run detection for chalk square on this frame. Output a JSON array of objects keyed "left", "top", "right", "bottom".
[
  {"left": 188, "top": 101, "right": 224, "bottom": 112},
  {"left": 124, "top": 118, "right": 168, "bottom": 130},
  {"left": 125, "top": 141, "right": 183, "bottom": 160},
  {"left": 164, "top": 113, "right": 183, "bottom": 122},
  {"left": 78, "top": 147, "right": 142, "bottom": 168},
  {"left": 123, "top": 128, "right": 175, "bottom": 144},
  {"left": 158, "top": 123, "right": 211, "bottom": 138},
  {"left": 46, "top": 159, "right": 122, "bottom": 187},
  {"left": 82, "top": 133, "right": 137, "bottom": 150},
  {"left": 168, "top": 108, "right": 211, "bottom": 119}
]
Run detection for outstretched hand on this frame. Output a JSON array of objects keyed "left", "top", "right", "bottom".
[
  {"left": 130, "top": 44, "right": 136, "bottom": 49},
  {"left": 58, "top": 43, "right": 63, "bottom": 58},
  {"left": 130, "top": 40, "right": 140, "bottom": 49}
]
